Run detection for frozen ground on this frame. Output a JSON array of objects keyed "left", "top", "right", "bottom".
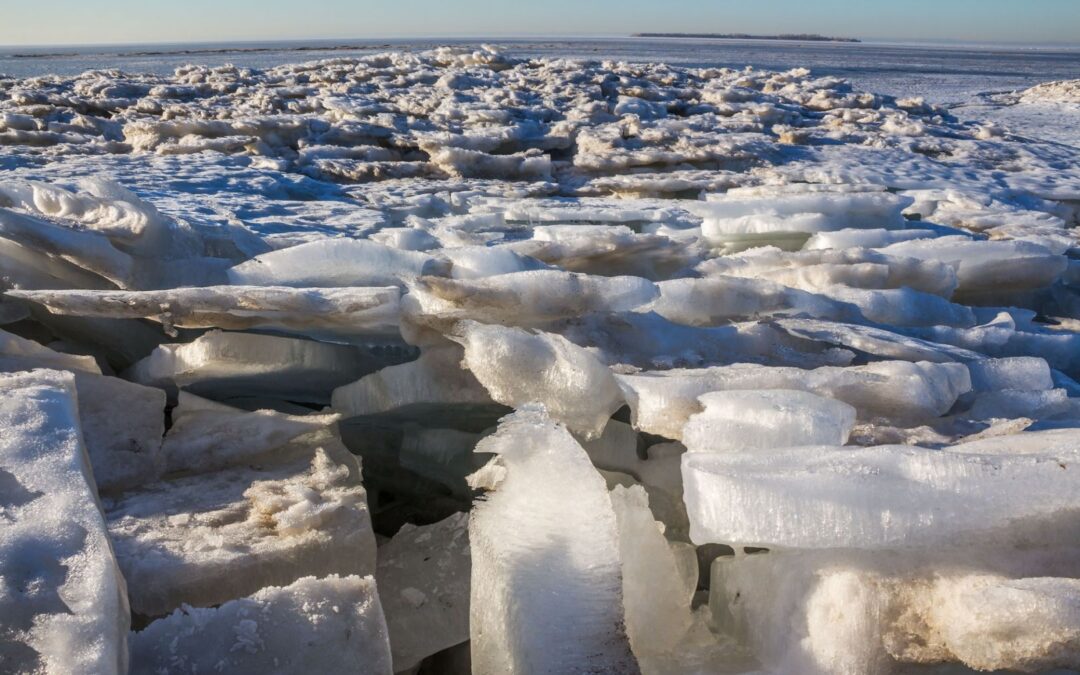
[{"left": 1, "top": 45, "right": 1080, "bottom": 674}]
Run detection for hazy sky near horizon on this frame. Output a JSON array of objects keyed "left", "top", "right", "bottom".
[{"left": 3, "top": 0, "right": 1079, "bottom": 47}]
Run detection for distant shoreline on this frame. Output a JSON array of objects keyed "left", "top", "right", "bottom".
[
  {"left": 9, "top": 44, "right": 394, "bottom": 59},
  {"left": 633, "top": 33, "right": 861, "bottom": 43}
]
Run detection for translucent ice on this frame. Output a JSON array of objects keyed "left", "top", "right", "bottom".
[
  {"left": 228, "top": 238, "right": 449, "bottom": 288},
  {"left": 9, "top": 285, "right": 403, "bottom": 343},
  {"left": 683, "top": 432, "right": 1080, "bottom": 549},
  {"left": 127, "top": 329, "right": 382, "bottom": 403},
  {"left": 405, "top": 269, "right": 658, "bottom": 329},
  {"left": 616, "top": 360, "right": 969, "bottom": 440},
  {"left": 468, "top": 408, "right": 639, "bottom": 674},
  {"left": 454, "top": 322, "right": 624, "bottom": 439},
  {"left": 682, "top": 389, "right": 856, "bottom": 454},
  {"left": 331, "top": 345, "right": 493, "bottom": 418},
  {"left": 611, "top": 485, "right": 726, "bottom": 674}
]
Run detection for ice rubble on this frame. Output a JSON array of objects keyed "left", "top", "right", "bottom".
[
  {"left": 1, "top": 46, "right": 1080, "bottom": 674},
  {"left": 1022, "top": 79, "right": 1080, "bottom": 105}
]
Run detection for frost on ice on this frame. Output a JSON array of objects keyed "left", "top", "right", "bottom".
[{"left": 1, "top": 45, "right": 1080, "bottom": 673}]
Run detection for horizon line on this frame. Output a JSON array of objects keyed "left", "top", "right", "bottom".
[{"left": 4, "top": 32, "right": 1080, "bottom": 51}]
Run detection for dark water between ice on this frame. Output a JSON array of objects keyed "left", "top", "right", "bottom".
[{"left": 3, "top": 37, "right": 1080, "bottom": 105}]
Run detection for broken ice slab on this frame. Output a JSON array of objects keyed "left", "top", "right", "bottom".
[
  {"left": 773, "top": 317, "right": 983, "bottom": 363},
  {"left": 126, "top": 329, "right": 393, "bottom": 403},
  {"left": 162, "top": 391, "right": 342, "bottom": 475},
  {"left": 0, "top": 233, "right": 119, "bottom": 291},
  {"left": 0, "top": 326, "right": 101, "bottom": 373},
  {"left": 907, "top": 311, "right": 1080, "bottom": 379},
  {"left": 105, "top": 446, "right": 376, "bottom": 617},
  {"left": 439, "top": 244, "right": 549, "bottom": 279},
  {"left": 552, "top": 311, "right": 849, "bottom": 372},
  {"left": 582, "top": 421, "right": 690, "bottom": 538},
  {"left": 612, "top": 485, "right": 730, "bottom": 674},
  {"left": 0, "top": 207, "right": 136, "bottom": 288},
  {"left": 8, "top": 285, "right": 403, "bottom": 343},
  {"left": 331, "top": 345, "right": 494, "bottom": 418},
  {"left": 454, "top": 321, "right": 625, "bottom": 440},
  {"left": 711, "top": 551, "right": 1080, "bottom": 675},
  {"left": 61, "top": 370, "right": 166, "bottom": 492},
  {"left": 698, "top": 190, "right": 914, "bottom": 250},
  {"left": 403, "top": 269, "right": 658, "bottom": 330},
  {"left": 682, "top": 389, "right": 855, "bottom": 454},
  {"left": 966, "top": 356, "right": 1053, "bottom": 393},
  {"left": 130, "top": 574, "right": 393, "bottom": 675},
  {"left": 616, "top": 360, "right": 970, "bottom": 441},
  {"left": 227, "top": 238, "right": 449, "bottom": 288},
  {"left": 0, "top": 370, "right": 129, "bottom": 675},
  {"left": 503, "top": 225, "right": 694, "bottom": 280},
  {"left": 648, "top": 275, "right": 859, "bottom": 326},
  {"left": 376, "top": 513, "right": 470, "bottom": 672},
  {"left": 697, "top": 246, "right": 959, "bottom": 298},
  {"left": 819, "top": 284, "right": 975, "bottom": 328},
  {"left": 880, "top": 236, "right": 1069, "bottom": 299},
  {"left": 683, "top": 431, "right": 1080, "bottom": 549},
  {"left": 0, "top": 328, "right": 166, "bottom": 492},
  {"left": 802, "top": 227, "right": 941, "bottom": 251},
  {"left": 468, "top": 408, "right": 640, "bottom": 674}
]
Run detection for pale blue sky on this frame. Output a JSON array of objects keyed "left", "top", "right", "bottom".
[{"left": 3, "top": 0, "right": 1079, "bottom": 47}]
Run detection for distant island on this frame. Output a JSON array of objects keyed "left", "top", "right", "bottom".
[{"left": 633, "top": 33, "right": 861, "bottom": 43}]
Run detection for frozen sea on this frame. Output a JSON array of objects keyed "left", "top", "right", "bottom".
[
  {"left": 6, "top": 36, "right": 1080, "bottom": 144},
  {"left": 3, "top": 35, "right": 1080, "bottom": 675},
  {"left": 3, "top": 36, "right": 1078, "bottom": 100}
]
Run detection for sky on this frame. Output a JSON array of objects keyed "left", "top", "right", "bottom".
[{"left": 3, "top": 0, "right": 1079, "bottom": 47}]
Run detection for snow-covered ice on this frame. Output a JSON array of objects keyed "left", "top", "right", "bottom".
[
  {"left": 1, "top": 44, "right": 1080, "bottom": 673},
  {"left": 130, "top": 574, "right": 393, "bottom": 674},
  {"left": 105, "top": 446, "right": 375, "bottom": 616},
  {"left": 0, "top": 370, "right": 129, "bottom": 675}
]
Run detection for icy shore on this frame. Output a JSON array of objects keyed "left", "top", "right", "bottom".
[{"left": 2, "top": 46, "right": 1080, "bottom": 674}]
